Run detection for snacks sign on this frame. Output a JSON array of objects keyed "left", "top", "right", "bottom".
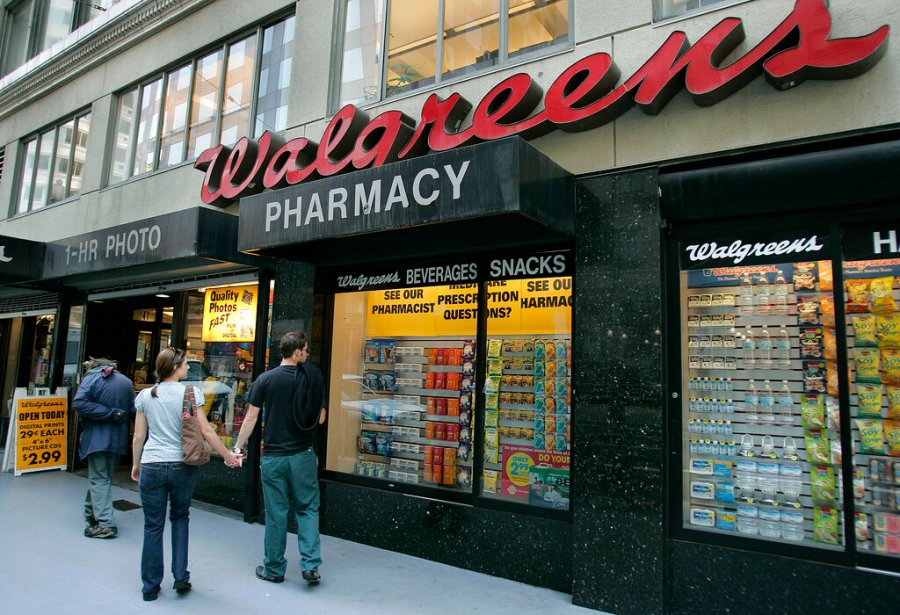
[{"left": 201, "top": 284, "right": 258, "bottom": 342}]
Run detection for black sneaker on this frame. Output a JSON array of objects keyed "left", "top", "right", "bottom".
[
  {"left": 85, "top": 525, "right": 118, "bottom": 539},
  {"left": 301, "top": 569, "right": 321, "bottom": 584},
  {"left": 255, "top": 565, "right": 284, "bottom": 583},
  {"left": 142, "top": 591, "right": 158, "bottom": 602},
  {"left": 173, "top": 579, "right": 192, "bottom": 593}
]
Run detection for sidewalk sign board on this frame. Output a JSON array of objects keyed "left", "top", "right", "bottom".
[{"left": 1, "top": 387, "right": 68, "bottom": 475}]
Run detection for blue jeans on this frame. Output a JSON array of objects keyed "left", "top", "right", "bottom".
[
  {"left": 260, "top": 448, "right": 322, "bottom": 577},
  {"left": 84, "top": 452, "right": 120, "bottom": 527},
  {"left": 139, "top": 462, "right": 197, "bottom": 594}
]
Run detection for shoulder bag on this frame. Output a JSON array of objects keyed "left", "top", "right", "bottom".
[{"left": 181, "top": 385, "right": 211, "bottom": 465}]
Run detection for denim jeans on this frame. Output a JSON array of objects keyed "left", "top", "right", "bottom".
[
  {"left": 260, "top": 448, "right": 322, "bottom": 577},
  {"left": 139, "top": 462, "right": 197, "bottom": 594},
  {"left": 84, "top": 452, "right": 120, "bottom": 527}
]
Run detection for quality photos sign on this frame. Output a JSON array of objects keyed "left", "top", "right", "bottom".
[{"left": 201, "top": 284, "right": 258, "bottom": 342}]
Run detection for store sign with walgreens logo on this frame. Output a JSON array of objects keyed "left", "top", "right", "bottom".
[{"left": 196, "top": 0, "right": 889, "bottom": 206}]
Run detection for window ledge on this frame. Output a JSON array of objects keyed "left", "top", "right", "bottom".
[
  {"left": 652, "top": 0, "right": 752, "bottom": 28},
  {"left": 7, "top": 194, "right": 80, "bottom": 221}
]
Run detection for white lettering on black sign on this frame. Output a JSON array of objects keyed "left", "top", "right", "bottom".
[
  {"left": 489, "top": 254, "right": 567, "bottom": 278},
  {"left": 0, "top": 246, "right": 12, "bottom": 263},
  {"left": 337, "top": 272, "right": 401, "bottom": 291},
  {"left": 873, "top": 230, "right": 899, "bottom": 254},
  {"left": 64, "top": 225, "right": 163, "bottom": 267},
  {"left": 264, "top": 161, "right": 470, "bottom": 233},
  {"left": 406, "top": 263, "right": 477, "bottom": 286},
  {"left": 684, "top": 236, "right": 825, "bottom": 265}
]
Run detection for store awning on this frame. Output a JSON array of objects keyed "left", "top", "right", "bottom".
[
  {"left": 41, "top": 208, "right": 260, "bottom": 290},
  {"left": 0, "top": 235, "right": 46, "bottom": 287},
  {"left": 237, "top": 137, "right": 574, "bottom": 265}
]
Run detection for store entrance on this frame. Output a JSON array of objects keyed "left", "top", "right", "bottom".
[{"left": 83, "top": 295, "right": 175, "bottom": 387}]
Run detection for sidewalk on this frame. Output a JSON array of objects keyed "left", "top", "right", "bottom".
[{"left": 0, "top": 469, "right": 603, "bottom": 615}]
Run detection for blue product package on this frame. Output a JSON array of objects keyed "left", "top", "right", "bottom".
[
  {"left": 715, "top": 482, "right": 735, "bottom": 503},
  {"left": 716, "top": 512, "right": 737, "bottom": 531},
  {"left": 534, "top": 414, "right": 545, "bottom": 432},
  {"left": 534, "top": 362, "right": 545, "bottom": 377},
  {"left": 364, "top": 370, "right": 381, "bottom": 391},
  {"left": 375, "top": 433, "right": 392, "bottom": 456},
  {"left": 361, "top": 402, "right": 377, "bottom": 423},
  {"left": 555, "top": 377, "right": 567, "bottom": 397},
  {"left": 365, "top": 340, "right": 382, "bottom": 363},
  {"left": 534, "top": 432, "right": 546, "bottom": 450},
  {"left": 556, "top": 416, "right": 567, "bottom": 434},
  {"left": 358, "top": 431, "right": 378, "bottom": 455},
  {"left": 534, "top": 378, "right": 545, "bottom": 396},
  {"left": 380, "top": 339, "right": 396, "bottom": 363},
  {"left": 379, "top": 371, "right": 398, "bottom": 392}
]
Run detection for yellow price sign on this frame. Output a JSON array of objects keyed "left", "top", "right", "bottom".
[
  {"left": 366, "top": 284, "right": 478, "bottom": 337},
  {"left": 15, "top": 396, "right": 67, "bottom": 474},
  {"left": 202, "top": 284, "right": 258, "bottom": 342}
]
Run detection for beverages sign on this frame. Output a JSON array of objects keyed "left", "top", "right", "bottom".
[{"left": 196, "top": 0, "right": 889, "bottom": 205}]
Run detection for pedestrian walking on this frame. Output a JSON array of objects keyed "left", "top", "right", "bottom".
[
  {"left": 232, "top": 331, "right": 327, "bottom": 585},
  {"left": 131, "top": 347, "right": 240, "bottom": 601},
  {"left": 74, "top": 357, "right": 135, "bottom": 539}
]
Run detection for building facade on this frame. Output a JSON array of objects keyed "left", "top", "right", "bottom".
[{"left": 1, "top": 1, "right": 899, "bottom": 612}]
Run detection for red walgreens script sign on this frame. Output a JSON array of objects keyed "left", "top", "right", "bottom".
[{"left": 195, "top": 0, "right": 889, "bottom": 206}]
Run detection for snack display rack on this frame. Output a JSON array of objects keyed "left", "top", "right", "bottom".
[
  {"left": 482, "top": 335, "right": 572, "bottom": 505},
  {"left": 351, "top": 337, "right": 476, "bottom": 490},
  {"left": 682, "top": 261, "right": 846, "bottom": 549},
  {"left": 841, "top": 260, "right": 900, "bottom": 557}
]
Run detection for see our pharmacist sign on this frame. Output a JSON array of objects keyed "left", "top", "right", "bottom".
[{"left": 364, "top": 277, "right": 572, "bottom": 337}]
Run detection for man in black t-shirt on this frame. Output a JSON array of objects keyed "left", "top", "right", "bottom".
[{"left": 232, "top": 331, "right": 326, "bottom": 585}]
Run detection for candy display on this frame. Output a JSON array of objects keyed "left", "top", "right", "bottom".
[{"left": 483, "top": 336, "right": 572, "bottom": 509}]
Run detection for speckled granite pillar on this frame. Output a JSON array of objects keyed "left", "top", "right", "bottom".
[
  {"left": 271, "top": 260, "right": 317, "bottom": 351},
  {"left": 572, "top": 170, "right": 665, "bottom": 615}
]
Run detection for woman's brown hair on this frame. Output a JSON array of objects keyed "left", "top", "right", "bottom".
[{"left": 150, "top": 347, "right": 185, "bottom": 397}]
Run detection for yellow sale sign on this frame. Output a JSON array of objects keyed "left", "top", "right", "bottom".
[
  {"left": 15, "top": 396, "right": 67, "bottom": 474},
  {"left": 202, "top": 284, "right": 258, "bottom": 342}
]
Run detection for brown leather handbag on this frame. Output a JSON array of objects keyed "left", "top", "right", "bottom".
[{"left": 181, "top": 385, "right": 210, "bottom": 466}]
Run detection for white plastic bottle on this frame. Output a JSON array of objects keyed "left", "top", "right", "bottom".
[
  {"left": 755, "top": 272, "right": 771, "bottom": 315},
  {"left": 760, "top": 379, "right": 775, "bottom": 422},
  {"left": 745, "top": 379, "right": 759, "bottom": 423},
  {"left": 775, "top": 325, "right": 791, "bottom": 369},
  {"left": 772, "top": 269, "right": 790, "bottom": 315},
  {"left": 757, "top": 325, "right": 772, "bottom": 369},
  {"left": 742, "top": 325, "right": 756, "bottom": 369},
  {"left": 777, "top": 380, "right": 793, "bottom": 424},
  {"left": 740, "top": 272, "right": 755, "bottom": 315}
]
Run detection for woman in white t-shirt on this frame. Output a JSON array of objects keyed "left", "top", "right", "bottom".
[{"left": 131, "top": 347, "right": 239, "bottom": 602}]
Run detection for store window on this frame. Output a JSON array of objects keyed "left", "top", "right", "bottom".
[
  {"left": 15, "top": 110, "right": 91, "bottom": 214},
  {"left": 653, "top": 0, "right": 751, "bottom": 23},
  {"left": 842, "top": 223, "right": 900, "bottom": 561},
  {"left": 0, "top": 0, "right": 124, "bottom": 77},
  {"left": 325, "top": 253, "right": 573, "bottom": 511},
  {"left": 334, "top": 0, "right": 570, "bottom": 107},
  {"left": 107, "top": 14, "right": 295, "bottom": 184},
  {"left": 676, "top": 224, "right": 900, "bottom": 565}
]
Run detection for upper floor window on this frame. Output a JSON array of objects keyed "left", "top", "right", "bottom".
[
  {"left": 107, "top": 14, "right": 294, "bottom": 184},
  {"left": 15, "top": 110, "right": 91, "bottom": 214},
  {"left": 0, "top": 0, "right": 124, "bottom": 77},
  {"left": 334, "top": 0, "right": 571, "bottom": 109},
  {"left": 653, "top": 0, "right": 750, "bottom": 23}
]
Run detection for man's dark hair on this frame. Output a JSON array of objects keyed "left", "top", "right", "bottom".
[{"left": 279, "top": 331, "right": 308, "bottom": 359}]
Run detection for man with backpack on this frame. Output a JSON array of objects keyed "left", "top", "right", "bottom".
[{"left": 232, "top": 331, "right": 327, "bottom": 585}]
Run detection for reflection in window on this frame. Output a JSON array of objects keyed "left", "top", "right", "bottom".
[
  {"left": 220, "top": 35, "right": 258, "bottom": 147},
  {"left": 255, "top": 16, "right": 295, "bottom": 136},
  {"left": 108, "top": 14, "right": 295, "bottom": 184},
  {"left": 2, "top": 1, "right": 34, "bottom": 76},
  {"left": 16, "top": 110, "right": 91, "bottom": 214},
  {"left": 159, "top": 65, "right": 192, "bottom": 169},
  {"left": 335, "top": 0, "right": 570, "bottom": 107},
  {"left": 133, "top": 78, "right": 164, "bottom": 176},
  {"left": 189, "top": 50, "right": 223, "bottom": 160}
]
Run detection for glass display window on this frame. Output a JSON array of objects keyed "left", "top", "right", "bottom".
[
  {"left": 324, "top": 251, "right": 573, "bottom": 511},
  {"left": 842, "top": 223, "right": 900, "bottom": 560},
  {"left": 327, "top": 284, "right": 478, "bottom": 492},
  {"left": 676, "top": 229, "right": 845, "bottom": 549}
]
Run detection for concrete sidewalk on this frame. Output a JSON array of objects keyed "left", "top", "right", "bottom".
[{"left": 0, "top": 469, "right": 603, "bottom": 615}]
